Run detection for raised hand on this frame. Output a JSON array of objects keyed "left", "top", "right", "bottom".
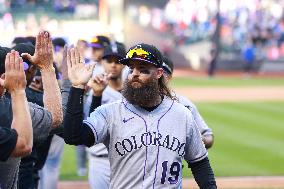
[
  {"left": 67, "top": 46, "right": 95, "bottom": 88},
  {"left": 87, "top": 73, "right": 110, "bottom": 96},
  {"left": 0, "top": 50, "right": 27, "bottom": 93},
  {"left": 21, "top": 31, "right": 54, "bottom": 70}
]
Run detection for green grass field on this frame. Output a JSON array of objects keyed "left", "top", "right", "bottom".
[
  {"left": 171, "top": 77, "right": 284, "bottom": 87},
  {"left": 60, "top": 101, "right": 284, "bottom": 180}
]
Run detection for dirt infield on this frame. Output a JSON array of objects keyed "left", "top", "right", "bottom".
[{"left": 58, "top": 176, "right": 284, "bottom": 189}]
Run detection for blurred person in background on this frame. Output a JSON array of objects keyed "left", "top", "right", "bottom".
[
  {"left": 86, "top": 41, "right": 126, "bottom": 189},
  {"left": 162, "top": 56, "right": 214, "bottom": 149},
  {"left": 242, "top": 39, "right": 256, "bottom": 78},
  {"left": 89, "top": 35, "right": 110, "bottom": 76},
  {"left": 75, "top": 35, "right": 111, "bottom": 176},
  {"left": 77, "top": 39, "right": 91, "bottom": 64},
  {"left": 52, "top": 37, "right": 67, "bottom": 76}
]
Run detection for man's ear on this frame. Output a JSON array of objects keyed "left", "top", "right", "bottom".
[{"left": 156, "top": 68, "right": 164, "bottom": 79}]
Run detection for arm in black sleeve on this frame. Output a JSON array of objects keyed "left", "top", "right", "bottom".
[
  {"left": 188, "top": 157, "right": 217, "bottom": 189},
  {"left": 89, "top": 95, "right": 102, "bottom": 114},
  {"left": 63, "top": 87, "right": 95, "bottom": 147}
]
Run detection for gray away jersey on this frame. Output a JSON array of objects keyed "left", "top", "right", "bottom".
[
  {"left": 88, "top": 86, "right": 123, "bottom": 156},
  {"left": 177, "top": 95, "right": 213, "bottom": 136},
  {"left": 84, "top": 97, "right": 207, "bottom": 189}
]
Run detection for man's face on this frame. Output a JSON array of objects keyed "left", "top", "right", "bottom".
[
  {"left": 91, "top": 47, "right": 104, "bottom": 62},
  {"left": 102, "top": 56, "right": 124, "bottom": 80},
  {"left": 127, "top": 60, "right": 162, "bottom": 88},
  {"left": 29, "top": 76, "right": 43, "bottom": 92},
  {"left": 121, "top": 60, "right": 164, "bottom": 106},
  {"left": 53, "top": 47, "right": 64, "bottom": 70}
]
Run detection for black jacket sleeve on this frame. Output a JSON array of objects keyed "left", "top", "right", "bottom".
[
  {"left": 188, "top": 157, "right": 217, "bottom": 189},
  {"left": 63, "top": 87, "right": 95, "bottom": 147},
  {"left": 89, "top": 95, "right": 102, "bottom": 115},
  {"left": 0, "top": 127, "right": 18, "bottom": 161}
]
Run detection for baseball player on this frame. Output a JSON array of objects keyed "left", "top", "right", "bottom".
[
  {"left": 162, "top": 56, "right": 214, "bottom": 149},
  {"left": 86, "top": 41, "right": 126, "bottom": 189},
  {"left": 63, "top": 44, "right": 217, "bottom": 189}
]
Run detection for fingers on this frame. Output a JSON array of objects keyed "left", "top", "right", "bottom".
[
  {"left": 67, "top": 47, "right": 72, "bottom": 68},
  {"left": 35, "top": 31, "right": 43, "bottom": 54},
  {"left": 0, "top": 78, "right": 4, "bottom": 87},
  {"left": 74, "top": 47, "right": 80, "bottom": 64},
  {"left": 21, "top": 53, "right": 32, "bottom": 62},
  {"left": 79, "top": 49, "right": 84, "bottom": 64},
  {"left": 93, "top": 76, "right": 101, "bottom": 84},
  {"left": 47, "top": 33, "right": 53, "bottom": 55},
  {"left": 19, "top": 57, "right": 24, "bottom": 72},
  {"left": 63, "top": 45, "right": 68, "bottom": 63},
  {"left": 9, "top": 50, "right": 15, "bottom": 70},
  {"left": 70, "top": 48, "right": 76, "bottom": 66},
  {"left": 44, "top": 31, "right": 50, "bottom": 53},
  {"left": 35, "top": 32, "right": 41, "bottom": 53},
  {"left": 14, "top": 51, "right": 20, "bottom": 70},
  {"left": 5, "top": 52, "right": 11, "bottom": 71},
  {"left": 87, "top": 62, "right": 96, "bottom": 72}
]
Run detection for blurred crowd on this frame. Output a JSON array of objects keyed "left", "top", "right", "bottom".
[{"left": 128, "top": 0, "right": 284, "bottom": 61}]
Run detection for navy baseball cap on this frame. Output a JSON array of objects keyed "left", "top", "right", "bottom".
[
  {"left": 0, "top": 46, "right": 11, "bottom": 75},
  {"left": 102, "top": 42, "right": 126, "bottom": 60},
  {"left": 12, "top": 43, "right": 35, "bottom": 71},
  {"left": 119, "top": 43, "right": 163, "bottom": 68},
  {"left": 162, "top": 56, "right": 174, "bottom": 75},
  {"left": 89, "top": 35, "right": 110, "bottom": 49}
]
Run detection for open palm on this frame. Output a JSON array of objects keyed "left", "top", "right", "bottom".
[{"left": 67, "top": 47, "right": 95, "bottom": 86}]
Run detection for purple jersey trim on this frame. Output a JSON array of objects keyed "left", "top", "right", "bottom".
[
  {"left": 152, "top": 100, "right": 174, "bottom": 188},
  {"left": 122, "top": 100, "right": 149, "bottom": 182}
]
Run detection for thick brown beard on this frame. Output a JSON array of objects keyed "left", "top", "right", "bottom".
[{"left": 122, "top": 77, "right": 160, "bottom": 107}]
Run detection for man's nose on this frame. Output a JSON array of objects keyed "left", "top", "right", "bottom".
[{"left": 131, "top": 68, "right": 140, "bottom": 76}]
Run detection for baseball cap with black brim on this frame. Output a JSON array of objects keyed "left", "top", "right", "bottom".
[
  {"left": 89, "top": 36, "right": 110, "bottom": 49},
  {"left": 119, "top": 43, "right": 163, "bottom": 68},
  {"left": 162, "top": 56, "right": 174, "bottom": 75},
  {"left": 102, "top": 42, "right": 126, "bottom": 60}
]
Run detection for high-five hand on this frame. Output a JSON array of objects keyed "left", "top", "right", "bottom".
[
  {"left": 21, "top": 31, "right": 54, "bottom": 70},
  {"left": 67, "top": 47, "right": 95, "bottom": 88},
  {"left": 0, "top": 50, "right": 27, "bottom": 93}
]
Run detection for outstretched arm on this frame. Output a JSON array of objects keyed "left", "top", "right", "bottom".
[
  {"left": 63, "top": 46, "right": 96, "bottom": 146},
  {"left": 0, "top": 50, "right": 33, "bottom": 158},
  {"left": 22, "top": 31, "right": 63, "bottom": 128}
]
